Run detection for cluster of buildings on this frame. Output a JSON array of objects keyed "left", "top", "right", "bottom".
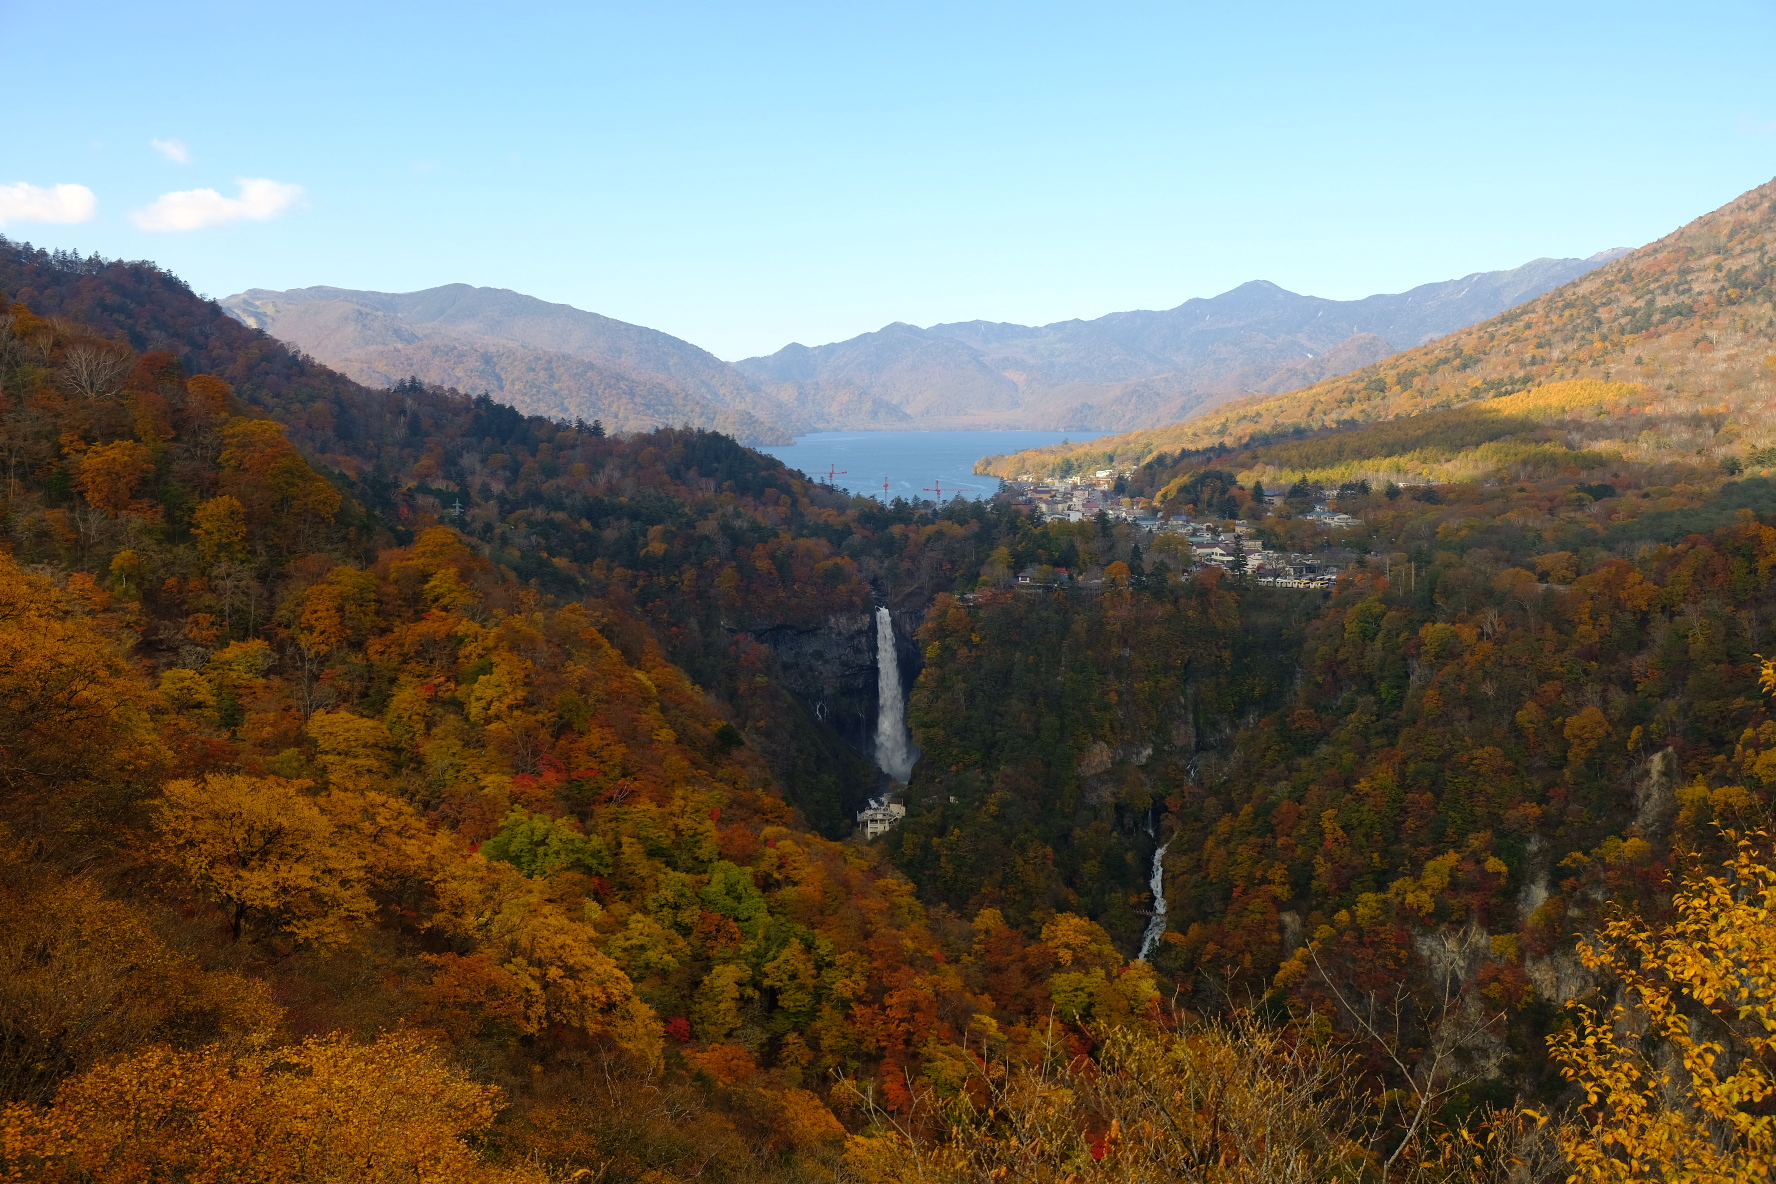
[
  {"left": 995, "top": 477, "right": 1356, "bottom": 589},
  {"left": 1165, "top": 522, "right": 1340, "bottom": 587},
  {"left": 1010, "top": 471, "right": 1125, "bottom": 523}
]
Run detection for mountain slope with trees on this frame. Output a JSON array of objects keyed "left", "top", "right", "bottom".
[
  {"left": 4, "top": 241, "right": 1205, "bottom": 1180},
  {"left": 984, "top": 178, "right": 1775, "bottom": 479}
]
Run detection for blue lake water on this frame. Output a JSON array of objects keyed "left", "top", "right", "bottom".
[{"left": 760, "top": 430, "right": 1107, "bottom": 502}]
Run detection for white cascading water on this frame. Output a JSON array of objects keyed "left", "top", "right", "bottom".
[
  {"left": 1137, "top": 840, "right": 1171, "bottom": 961},
  {"left": 873, "top": 606, "right": 915, "bottom": 781}
]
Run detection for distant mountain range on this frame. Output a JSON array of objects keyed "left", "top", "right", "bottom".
[
  {"left": 221, "top": 284, "right": 798, "bottom": 444},
  {"left": 225, "top": 252, "right": 1628, "bottom": 442},
  {"left": 734, "top": 253, "right": 1630, "bottom": 432}
]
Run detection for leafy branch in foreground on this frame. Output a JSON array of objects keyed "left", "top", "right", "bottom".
[{"left": 1548, "top": 828, "right": 1776, "bottom": 1182}]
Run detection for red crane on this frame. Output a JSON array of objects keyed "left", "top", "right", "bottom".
[
  {"left": 923, "top": 478, "right": 945, "bottom": 501},
  {"left": 880, "top": 476, "right": 891, "bottom": 498},
  {"left": 823, "top": 464, "right": 848, "bottom": 486}
]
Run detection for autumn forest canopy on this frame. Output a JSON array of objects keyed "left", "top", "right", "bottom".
[{"left": 4, "top": 178, "right": 1776, "bottom": 1184}]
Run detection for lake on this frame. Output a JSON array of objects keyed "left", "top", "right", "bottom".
[{"left": 759, "top": 430, "right": 1107, "bottom": 502}]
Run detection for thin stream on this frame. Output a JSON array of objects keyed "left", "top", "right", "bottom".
[{"left": 1138, "top": 840, "right": 1171, "bottom": 961}]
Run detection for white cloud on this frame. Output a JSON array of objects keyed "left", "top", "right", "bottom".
[
  {"left": 130, "top": 178, "right": 304, "bottom": 232},
  {"left": 0, "top": 182, "right": 98, "bottom": 227},
  {"left": 150, "top": 137, "right": 191, "bottom": 163}
]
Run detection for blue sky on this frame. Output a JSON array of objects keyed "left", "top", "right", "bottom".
[{"left": 4, "top": 0, "right": 1774, "bottom": 360}]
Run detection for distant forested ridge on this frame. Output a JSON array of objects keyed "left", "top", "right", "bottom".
[{"left": 986, "top": 176, "right": 1776, "bottom": 481}]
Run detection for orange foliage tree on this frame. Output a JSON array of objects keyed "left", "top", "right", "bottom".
[{"left": 74, "top": 440, "right": 155, "bottom": 517}]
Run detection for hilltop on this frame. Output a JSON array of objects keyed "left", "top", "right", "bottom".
[
  {"left": 738, "top": 254, "right": 1623, "bottom": 432},
  {"left": 982, "top": 178, "right": 1776, "bottom": 481},
  {"left": 223, "top": 283, "right": 801, "bottom": 445}
]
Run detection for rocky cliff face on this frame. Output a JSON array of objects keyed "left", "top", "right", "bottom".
[
  {"left": 758, "top": 608, "right": 923, "bottom": 778},
  {"left": 759, "top": 612, "right": 877, "bottom": 754}
]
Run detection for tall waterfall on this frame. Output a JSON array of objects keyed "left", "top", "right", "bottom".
[
  {"left": 873, "top": 607, "right": 915, "bottom": 781},
  {"left": 1137, "top": 840, "right": 1171, "bottom": 961}
]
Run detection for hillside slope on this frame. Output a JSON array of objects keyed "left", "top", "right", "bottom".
[
  {"left": 12, "top": 239, "right": 1776, "bottom": 1179},
  {"left": 739, "top": 254, "right": 1622, "bottom": 432},
  {"left": 224, "top": 284, "right": 799, "bottom": 444},
  {"left": 2, "top": 244, "right": 1132, "bottom": 1178},
  {"left": 984, "top": 179, "right": 1775, "bottom": 479}
]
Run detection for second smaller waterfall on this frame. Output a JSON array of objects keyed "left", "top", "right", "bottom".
[
  {"left": 1137, "top": 840, "right": 1171, "bottom": 961},
  {"left": 873, "top": 607, "right": 916, "bottom": 781}
]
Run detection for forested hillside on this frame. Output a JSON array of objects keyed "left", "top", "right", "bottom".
[
  {"left": 984, "top": 176, "right": 1776, "bottom": 480},
  {"left": 5, "top": 234, "right": 1776, "bottom": 1181},
  {"left": 0, "top": 244, "right": 1183, "bottom": 1180}
]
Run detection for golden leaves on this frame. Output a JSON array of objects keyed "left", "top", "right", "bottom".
[
  {"left": 425, "top": 854, "right": 660, "bottom": 1058},
  {"left": 191, "top": 495, "right": 248, "bottom": 563},
  {"left": 304, "top": 709, "right": 395, "bottom": 792},
  {"left": 0, "top": 552, "right": 165, "bottom": 804},
  {"left": 1550, "top": 830, "right": 1776, "bottom": 1181},
  {"left": 0, "top": 849, "right": 279, "bottom": 1105},
  {"left": 151, "top": 773, "right": 375, "bottom": 946},
  {"left": 218, "top": 417, "right": 342, "bottom": 525},
  {"left": 0, "top": 1031, "right": 545, "bottom": 1184}
]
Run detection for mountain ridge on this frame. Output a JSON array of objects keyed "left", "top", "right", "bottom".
[
  {"left": 223, "top": 283, "right": 802, "bottom": 445},
  {"left": 737, "top": 254, "right": 1626, "bottom": 432}
]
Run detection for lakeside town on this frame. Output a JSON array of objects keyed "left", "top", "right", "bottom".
[{"left": 988, "top": 468, "right": 1370, "bottom": 589}]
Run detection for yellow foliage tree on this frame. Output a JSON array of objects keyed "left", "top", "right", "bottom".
[
  {"left": 320, "top": 785, "right": 447, "bottom": 890},
  {"left": 156, "top": 667, "right": 218, "bottom": 717},
  {"left": 0, "top": 1031, "right": 545, "bottom": 1183},
  {"left": 305, "top": 708, "right": 395, "bottom": 792},
  {"left": 192, "top": 494, "right": 248, "bottom": 562},
  {"left": 151, "top": 773, "right": 373, "bottom": 945},
  {"left": 1548, "top": 831, "right": 1776, "bottom": 1182},
  {"left": 0, "top": 843, "right": 279, "bottom": 1104},
  {"left": 183, "top": 373, "right": 234, "bottom": 423},
  {"left": 426, "top": 854, "right": 661, "bottom": 1060},
  {"left": 841, "top": 1018, "right": 1365, "bottom": 1184},
  {"left": 693, "top": 963, "right": 755, "bottom": 1043},
  {"left": 0, "top": 553, "right": 164, "bottom": 821},
  {"left": 218, "top": 417, "right": 342, "bottom": 526}
]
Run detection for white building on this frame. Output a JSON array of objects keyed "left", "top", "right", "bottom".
[
  {"left": 856, "top": 797, "right": 907, "bottom": 840},
  {"left": 1306, "top": 510, "right": 1361, "bottom": 530}
]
